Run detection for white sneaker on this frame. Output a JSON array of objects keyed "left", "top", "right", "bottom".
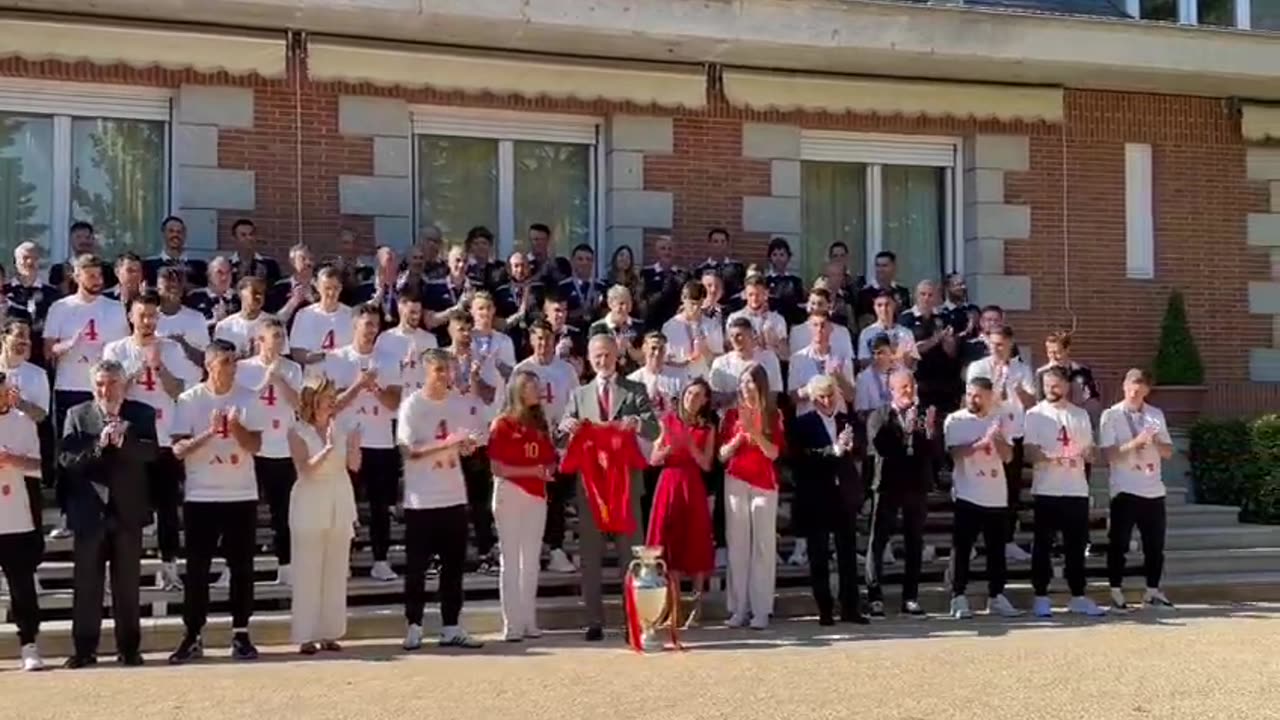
[
  {"left": 47, "top": 525, "right": 71, "bottom": 540},
  {"left": 715, "top": 548, "right": 728, "bottom": 570},
  {"left": 32, "top": 575, "right": 43, "bottom": 594},
  {"left": 19, "top": 643, "right": 43, "bottom": 671},
  {"left": 787, "top": 539, "right": 808, "bottom": 567},
  {"left": 546, "top": 549, "right": 576, "bottom": 574},
  {"left": 370, "top": 561, "right": 398, "bottom": 582},
  {"left": 502, "top": 627, "right": 524, "bottom": 643},
  {"left": 881, "top": 544, "right": 896, "bottom": 565},
  {"left": 950, "top": 595, "right": 973, "bottom": 620},
  {"left": 748, "top": 616, "right": 769, "bottom": 631},
  {"left": 276, "top": 564, "right": 292, "bottom": 587},
  {"left": 989, "top": 594, "right": 1024, "bottom": 618},
  {"left": 439, "top": 626, "right": 484, "bottom": 648},
  {"left": 212, "top": 567, "right": 231, "bottom": 589},
  {"left": 142, "top": 521, "right": 157, "bottom": 538},
  {"left": 1110, "top": 587, "right": 1131, "bottom": 613},
  {"left": 1144, "top": 588, "right": 1175, "bottom": 610},
  {"left": 403, "top": 623, "right": 423, "bottom": 650},
  {"left": 725, "top": 613, "right": 749, "bottom": 628},
  {"left": 159, "top": 561, "right": 184, "bottom": 591},
  {"left": 1005, "top": 542, "right": 1032, "bottom": 562},
  {"left": 1032, "top": 595, "right": 1053, "bottom": 618},
  {"left": 523, "top": 626, "right": 543, "bottom": 639},
  {"left": 1068, "top": 596, "right": 1106, "bottom": 617}
]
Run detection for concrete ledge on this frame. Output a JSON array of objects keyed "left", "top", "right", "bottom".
[
  {"left": 373, "top": 136, "right": 411, "bottom": 177},
  {"left": 608, "top": 116, "right": 673, "bottom": 154},
  {"left": 608, "top": 150, "right": 645, "bottom": 191},
  {"left": 963, "top": 168, "right": 1005, "bottom": 205},
  {"left": 339, "top": 95, "right": 410, "bottom": 137},
  {"left": 743, "top": 123, "right": 800, "bottom": 160},
  {"left": 178, "top": 167, "right": 255, "bottom": 211},
  {"left": 743, "top": 195, "right": 802, "bottom": 234},
  {"left": 1250, "top": 348, "right": 1280, "bottom": 383},
  {"left": 1249, "top": 213, "right": 1280, "bottom": 247},
  {"left": 965, "top": 135, "right": 1029, "bottom": 173},
  {"left": 608, "top": 190, "right": 673, "bottom": 229},
  {"left": 969, "top": 273, "right": 1031, "bottom": 311},
  {"left": 964, "top": 237, "right": 1006, "bottom": 275},
  {"left": 340, "top": 175, "right": 412, "bottom": 216},
  {"left": 173, "top": 124, "right": 219, "bottom": 168},
  {"left": 1247, "top": 148, "right": 1280, "bottom": 182},
  {"left": 965, "top": 203, "right": 1031, "bottom": 241},
  {"left": 374, "top": 215, "right": 413, "bottom": 249},
  {"left": 1249, "top": 281, "right": 1280, "bottom": 315},
  {"left": 771, "top": 159, "right": 801, "bottom": 198},
  {"left": 176, "top": 85, "right": 254, "bottom": 129}
]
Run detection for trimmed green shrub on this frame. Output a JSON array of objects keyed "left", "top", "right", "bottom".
[
  {"left": 1152, "top": 290, "right": 1205, "bottom": 386},
  {"left": 1189, "top": 415, "right": 1280, "bottom": 524}
]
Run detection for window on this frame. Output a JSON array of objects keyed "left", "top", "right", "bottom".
[
  {"left": 1124, "top": 143, "right": 1155, "bottom": 280},
  {"left": 0, "top": 80, "right": 171, "bottom": 263},
  {"left": 412, "top": 107, "right": 599, "bottom": 260},
  {"left": 1254, "top": 0, "right": 1280, "bottom": 28},
  {"left": 799, "top": 132, "right": 958, "bottom": 291},
  {"left": 1128, "top": 0, "right": 1260, "bottom": 27}
]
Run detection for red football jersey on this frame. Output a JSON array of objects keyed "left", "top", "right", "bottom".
[
  {"left": 559, "top": 421, "right": 648, "bottom": 535},
  {"left": 719, "top": 408, "right": 786, "bottom": 491},
  {"left": 487, "top": 416, "right": 557, "bottom": 498}
]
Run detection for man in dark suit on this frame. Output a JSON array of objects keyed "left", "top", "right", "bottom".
[
  {"left": 791, "top": 374, "right": 869, "bottom": 626},
  {"left": 58, "top": 359, "right": 158, "bottom": 668},
  {"left": 143, "top": 216, "right": 209, "bottom": 289}
]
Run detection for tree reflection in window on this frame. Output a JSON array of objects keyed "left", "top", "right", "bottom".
[{"left": 71, "top": 118, "right": 166, "bottom": 257}]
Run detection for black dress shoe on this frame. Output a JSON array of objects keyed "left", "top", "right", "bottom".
[
  {"left": 841, "top": 613, "right": 871, "bottom": 625},
  {"left": 231, "top": 633, "right": 259, "bottom": 661},
  {"left": 818, "top": 613, "right": 835, "bottom": 627},
  {"left": 63, "top": 655, "right": 97, "bottom": 669},
  {"left": 168, "top": 635, "right": 204, "bottom": 665},
  {"left": 584, "top": 625, "right": 604, "bottom": 642},
  {"left": 117, "top": 652, "right": 145, "bottom": 667}
]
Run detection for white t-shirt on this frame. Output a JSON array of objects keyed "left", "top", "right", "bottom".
[
  {"left": 944, "top": 408, "right": 1013, "bottom": 508},
  {"left": 1024, "top": 401, "right": 1094, "bottom": 498},
  {"left": 0, "top": 410, "right": 40, "bottom": 534},
  {"left": 397, "top": 391, "right": 473, "bottom": 509},
  {"left": 726, "top": 307, "right": 788, "bottom": 350},
  {"left": 662, "top": 313, "right": 724, "bottom": 380},
  {"left": 628, "top": 365, "right": 687, "bottom": 416},
  {"left": 787, "top": 345, "right": 856, "bottom": 415},
  {"left": 325, "top": 346, "right": 401, "bottom": 449},
  {"left": 470, "top": 329, "right": 516, "bottom": 373},
  {"left": 853, "top": 366, "right": 894, "bottom": 413},
  {"left": 45, "top": 294, "right": 130, "bottom": 392},
  {"left": 158, "top": 306, "right": 211, "bottom": 351},
  {"left": 790, "top": 323, "right": 854, "bottom": 360},
  {"left": 171, "top": 384, "right": 267, "bottom": 502},
  {"left": 709, "top": 350, "right": 783, "bottom": 404},
  {"left": 235, "top": 356, "right": 304, "bottom": 459},
  {"left": 512, "top": 356, "right": 579, "bottom": 425},
  {"left": 214, "top": 312, "right": 292, "bottom": 357},
  {"left": 103, "top": 337, "right": 203, "bottom": 449},
  {"left": 2, "top": 361, "right": 48, "bottom": 479},
  {"left": 289, "top": 304, "right": 354, "bottom": 354},
  {"left": 449, "top": 349, "right": 505, "bottom": 439},
  {"left": 966, "top": 356, "right": 1036, "bottom": 438},
  {"left": 373, "top": 326, "right": 438, "bottom": 392},
  {"left": 1099, "top": 402, "right": 1172, "bottom": 499},
  {"left": 856, "top": 322, "right": 917, "bottom": 364}
]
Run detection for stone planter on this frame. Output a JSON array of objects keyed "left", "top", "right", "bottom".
[{"left": 1150, "top": 385, "right": 1208, "bottom": 429}]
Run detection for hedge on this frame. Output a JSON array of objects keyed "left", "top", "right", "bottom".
[{"left": 1189, "top": 414, "right": 1280, "bottom": 524}]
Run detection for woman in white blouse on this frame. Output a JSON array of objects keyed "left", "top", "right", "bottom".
[{"left": 287, "top": 375, "right": 361, "bottom": 654}]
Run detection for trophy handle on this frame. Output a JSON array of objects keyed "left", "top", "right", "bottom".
[
  {"left": 654, "top": 558, "right": 668, "bottom": 579},
  {"left": 626, "top": 559, "right": 641, "bottom": 579}
]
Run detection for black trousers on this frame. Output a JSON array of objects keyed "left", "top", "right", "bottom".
[
  {"left": 53, "top": 390, "right": 93, "bottom": 515},
  {"left": 641, "top": 466, "right": 662, "bottom": 532},
  {"left": 256, "top": 456, "right": 296, "bottom": 565},
  {"left": 951, "top": 499, "right": 1008, "bottom": 598},
  {"left": 403, "top": 505, "right": 469, "bottom": 627},
  {"left": 542, "top": 472, "right": 576, "bottom": 551},
  {"left": 72, "top": 522, "right": 142, "bottom": 657},
  {"left": 150, "top": 448, "right": 184, "bottom": 562},
  {"left": 804, "top": 481, "right": 862, "bottom": 618},
  {"left": 865, "top": 492, "right": 928, "bottom": 603},
  {"left": 1108, "top": 493, "right": 1167, "bottom": 589},
  {"left": 1003, "top": 438, "right": 1026, "bottom": 542},
  {"left": 0, "top": 530, "right": 42, "bottom": 645},
  {"left": 182, "top": 500, "right": 257, "bottom": 635},
  {"left": 1031, "top": 495, "right": 1091, "bottom": 597},
  {"left": 462, "top": 449, "right": 495, "bottom": 556},
  {"left": 353, "top": 448, "right": 400, "bottom": 563}
]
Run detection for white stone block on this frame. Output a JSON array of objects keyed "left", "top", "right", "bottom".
[
  {"left": 339, "top": 96, "right": 410, "bottom": 137},
  {"left": 1246, "top": 147, "right": 1280, "bottom": 181},
  {"left": 743, "top": 123, "right": 800, "bottom": 160},
  {"left": 1249, "top": 213, "right": 1280, "bottom": 247},
  {"left": 1249, "top": 348, "right": 1280, "bottom": 383},
  {"left": 964, "top": 237, "right": 1006, "bottom": 275},
  {"left": 965, "top": 203, "right": 1030, "bottom": 241},
  {"left": 609, "top": 116, "right": 673, "bottom": 154},
  {"left": 771, "top": 160, "right": 801, "bottom": 198},
  {"left": 608, "top": 190, "right": 673, "bottom": 229},
  {"left": 179, "top": 208, "right": 219, "bottom": 252},
  {"left": 173, "top": 124, "right": 218, "bottom": 168},
  {"left": 742, "top": 196, "right": 801, "bottom": 234},
  {"left": 339, "top": 175, "right": 412, "bottom": 217},
  {"left": 373, "top": 137, "right": 411, "bottom": 177},
  {"left": 969, "top": 274, "right": 1031, "bottom": 311},
  {"left": 176, "top": 85, "right": 254, "bottom": 129},
  {"left": 374, "top": 216, "right": 413, "bottom": 251},
  {"left": 178, "top": 167, "right": 255, "bottom": 211},
  {"left": 963, "top": 168, "right": 1005, "bottom": 205},
  {"left": 965, "top": 135, "right": 1030, "bottom": 172},
  {"left": 608, "top": 151, "right": 645, "bottom": 191},
  {"left": 1272, "top": 182, "right": 1280, "bottom": 214},
  {"left": 1248, "top": 281, "right": 1280, "bottom": 315}
]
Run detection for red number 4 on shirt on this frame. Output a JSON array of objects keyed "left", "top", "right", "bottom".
[{"left": 260, "top": 383, "right": 277, "bottom": 407}]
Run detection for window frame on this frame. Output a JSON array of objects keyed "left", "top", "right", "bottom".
[
  {"left": 799, "top": 130, "right": 963, "bottom": 284},
  {"left": 1125, "top": 0, "right": 1254, "bottom": 28},
  {"left": 409, "top": 105, "right": 603, "bottom": 263},
  {"left": 0, "top": 79, "right": 174, "bottom": 263}
]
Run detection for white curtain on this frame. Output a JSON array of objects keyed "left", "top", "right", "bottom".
[
  {"left": 882, "top": 165, "right": 944, "bottom": 291},
  {"left": 801, "top": 161, "right": 866, "bottom": 284},
  {"left": 513, "top": 141, "right": 591, "bottom": 257}
]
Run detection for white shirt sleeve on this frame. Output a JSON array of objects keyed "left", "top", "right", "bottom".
[
  {"left": 45, "top": 302, "right": 64, "bottom": 342},
  {"left": 396, "top": 396, "right": 414, "bottom": 448},
  {"left": 943, "top": 413, "right": 962, "bottom": 449},
  {"left": 25, "top": 368, "right": 49, "bottom": 415},
  {"left": 166, "top": 342, "right": 203, "bottom": 385},
  {"left": 1098, "top": 408, "right": 1120, "bottom": 449},
  {"left": 764, "top": 353, "right": 784, "bottom": 395},
  {"left": 106, "top": 301, "right": 131, "bottom": 342},
  {"left": 171, "top": 393, "right": 195, "bottom": 440}
]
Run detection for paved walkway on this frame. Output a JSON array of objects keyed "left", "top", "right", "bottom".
[{"left": 3, "top": 604, "right": 1277, "bottom": 720}]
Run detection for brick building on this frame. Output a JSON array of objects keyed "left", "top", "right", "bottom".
[{"left": 1, "top": 2, "right": 1279, "bottom": 412}]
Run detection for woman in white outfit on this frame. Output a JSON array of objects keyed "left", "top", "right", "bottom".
[{"left": 287, "top": 375, "right": 361, "bottom": 654}]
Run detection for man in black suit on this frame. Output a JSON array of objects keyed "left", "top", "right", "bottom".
[
  {"left": 790, "top": 374, "right": 869, "bottom": 626},
  {"left": 58, "top": 359, "right": 158, "bottom": 668},
  {"left": 144, "top": 216, "right": 209, "bottom": 289}
]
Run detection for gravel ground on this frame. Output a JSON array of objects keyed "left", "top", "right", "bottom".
[{"left": 2, "top": 604, "right": 1277, "bottom": 720}]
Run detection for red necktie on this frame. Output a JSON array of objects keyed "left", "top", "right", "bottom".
[{"left": 598, "top": 382, "right": 612, "bottom": 419}]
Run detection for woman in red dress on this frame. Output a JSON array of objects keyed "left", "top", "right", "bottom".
[{"left": 646, "top": 378, "right": 716, "bottom": 628}]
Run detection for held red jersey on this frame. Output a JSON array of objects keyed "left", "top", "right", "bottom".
[
  {"left": 487, "top": 416, "right": 557, "bottom": 498},
  {"left": 719, "top": 408, "right": 786, "bottom": 491},
  {"left": 559, "top": 421, "right": 647, "bottom": 535}
]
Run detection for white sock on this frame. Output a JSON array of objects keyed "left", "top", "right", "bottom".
[{"left": 441, "top": 625, "right": 460, "bottom": 638}]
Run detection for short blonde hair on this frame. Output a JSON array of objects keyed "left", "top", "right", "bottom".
[
  {"left": 298, "top": 375, "right": 337, "bottom": 425},
  {"left": 806, "top": 374, "right": 838, "bottom": 398},
  {"left": 606, "top": 284, "right": 632, "bottom": 305}
]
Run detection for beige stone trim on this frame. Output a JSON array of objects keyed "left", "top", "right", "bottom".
[{"left": 723, "top": 70, "right": 1062, "bottom": 122}]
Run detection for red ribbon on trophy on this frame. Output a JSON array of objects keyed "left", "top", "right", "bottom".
[{"left": 623, "top": 573, "right": 683, "bottom": 653}]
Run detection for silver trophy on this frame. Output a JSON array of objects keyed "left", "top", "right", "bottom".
[{"left": 628, "top": 546, "right": 671, "bottom": 653}]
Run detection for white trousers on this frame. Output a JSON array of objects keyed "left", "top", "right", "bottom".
[
  {"left": 725, "top": 475, "right": 778, "bottom": 620},
  {"left": 290, "top": 528, "right": 352, "bottom": 644},
  {"left": 493, "top": 480, "right": 548, "bottom": 634}
]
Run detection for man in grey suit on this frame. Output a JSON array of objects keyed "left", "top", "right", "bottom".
[
  {"left": 560, "top": 334, "right": 659, "bottom": 641},
  {"left": 58, "top": 359, "right": 158, "bottom": 668}
]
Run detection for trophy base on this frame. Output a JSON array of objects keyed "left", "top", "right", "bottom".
[{"left": 638, "top": 629, "right": 666, "bottom": 653}]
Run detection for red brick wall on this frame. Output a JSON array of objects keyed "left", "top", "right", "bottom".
[{"left": 3, "top": 57, "right": 1275, "bottom": 411}]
